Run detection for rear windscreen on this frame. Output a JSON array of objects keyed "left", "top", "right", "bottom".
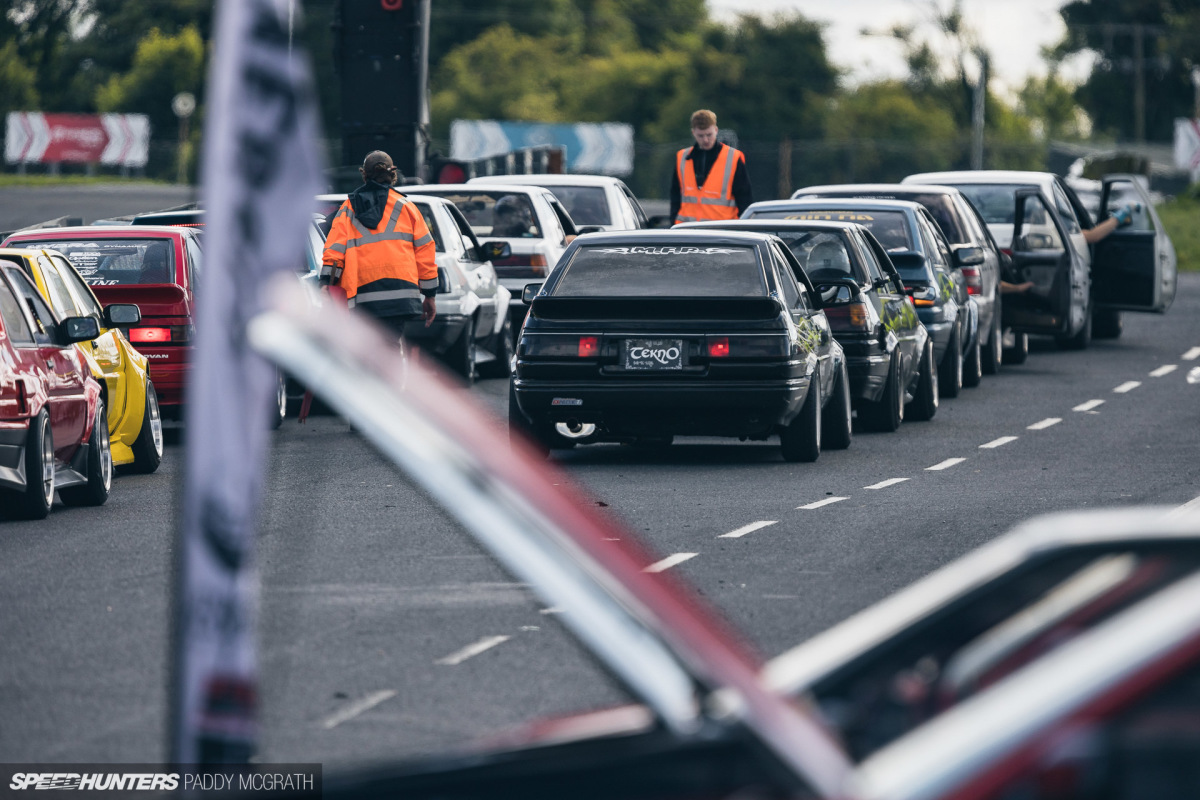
[
  {"left": 554, "top": 245, "right": 764, "bottom": 297},
  {"left": 16, "top": 239, "right": 176, "bottom": 286},
  {"left": 951, "top": 185, "right": 1024, "bottom": 225},
  {"left": 749, "top": 210, "right": 914, "bottom": 253},
  {"left": 547, "top": 186, "right": 612, "bottom": 226},
  {"left": 410, "top": 192, "right": 542, "bottom": 239}
]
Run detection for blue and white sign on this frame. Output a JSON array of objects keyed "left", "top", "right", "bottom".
[{"left": 451, "top": 120, "right": 634, "bottom": 176}]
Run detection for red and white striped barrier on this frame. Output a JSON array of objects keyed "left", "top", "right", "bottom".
[{"left": 5, "top": 112, "right": 150, "bottom": 167}]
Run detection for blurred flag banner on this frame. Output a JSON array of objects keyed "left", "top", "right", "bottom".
[{"left": 173, "top": 0, "right": 324, "bottom": 763}]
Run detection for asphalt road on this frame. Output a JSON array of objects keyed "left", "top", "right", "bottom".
[{"left": 0, "top": 183, "right": 194, "bottom": 232}]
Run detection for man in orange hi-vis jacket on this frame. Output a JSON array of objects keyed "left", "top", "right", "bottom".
[
  {"left": 670, "top": 109, "right": 754, "bottom": 225},
  {"left": 321, "top": 150, "right": 438, "bottom": 337}
]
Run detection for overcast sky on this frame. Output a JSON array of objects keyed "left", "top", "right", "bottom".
[{"left": 707, "top": 0, "right": 1095, "bottom": 95}]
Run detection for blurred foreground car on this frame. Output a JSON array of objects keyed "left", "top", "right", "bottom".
[
  {"left": 674, "top": 219, "right": 934, "bottom": 430},
  {"left": 470, "top": 174, "right": 649, "bottom": 231},
  {"left": 3, "top": 225, "right": 202, "bottom": 419},
  {"left": 253, "top": 283, "right": 1200, "bottom": 800},
  {"left": 0, "top": 262, "right": 111, "bottom": 518},
  {"left": 0, "top": 246, "right": 161, "bottom": 473},
  {"left": 509, "top": 229, "right": 852, "bottom": 460}
]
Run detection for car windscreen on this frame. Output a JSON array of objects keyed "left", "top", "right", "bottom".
[
  {"left": 408, "top": 202, "right": 446, "bottom": 252},
  {"left": 553, "top": 245, "right": 764, "bottom": 297},
  {"left": 950, "top": 184, "right": 1027, "bottom": 225},
  {"left": 411, "top": 192, "right": 542, "bottom": 239},
  {"left": 749, "top": 210, "right": 914, "bottom": 254},
  {"left": 547, "top": 186, "right": 612, "bottom": 226},
  {"left": 13, "top": 238, "right": 176, "bottom": 287}
]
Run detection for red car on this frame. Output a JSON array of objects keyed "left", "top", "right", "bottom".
[
  {"left": 3, "top": 226, "right": 202, "bottom": 417},
  {"left": 0, "top": 261, "right": 111, "bottom": 519}
]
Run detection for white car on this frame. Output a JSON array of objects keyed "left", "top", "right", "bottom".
[
  {"left": 470, "top": 173, "right": 648, "bottom": 231},
  {"left": 314, "top": 193, "right": 512, "bottom": 381}
]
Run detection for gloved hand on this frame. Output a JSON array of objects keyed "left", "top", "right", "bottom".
[{"left": 1113, "top": 205, "right": 1134, "bottom": 227}]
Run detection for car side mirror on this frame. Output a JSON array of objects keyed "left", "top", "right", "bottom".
[
  {"left": 522, "top": 283, "right": 543, "bottom": 304},
  {"left": 437, "top": 267, "right": 451, "bottom": 294},
  {"left": 871, "top": 277, "right": 892, "bottom": 291},
  {"left": 480, "top": 240, "right": 512, "bottom": 261},
  {"left": 954, "top": 246, "right": 985, "bottom": 267},
  {"left": 61, "top": 315, "right": 100, "bottom": 344},
  {"left": 813, "top": 280, "right": 858, "bottom": 307},
  {"left": 102, "top": 303, "right": 141, "bottom": 327},
  {"left": 646, "top": 215, "right": 674, "bottom": 229}
]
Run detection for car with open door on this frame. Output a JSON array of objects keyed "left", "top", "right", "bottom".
[
  {"left": 673, "top": 218, "right": 934, "bottom": 430},
  {"left": 509, "top": 229, "right": 852, "bottom": 461}
]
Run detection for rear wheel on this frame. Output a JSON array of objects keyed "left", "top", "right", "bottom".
[
  {"left": 478, "top": 315, "right": 515, "bottom": 379},
  {"left": 821, "top": 361, "right": 852, "bottom": 450},
  {"left": 1, "top": 410, "right": 54, "bottom": 520},
  {"left": 1003, "top": 330, "right": 1029, "bottom": 364},
  {"left": 1092, "top": 308, "right": 1122, "bottom": 339},
  {"left": 981, "top": 298, "right": 1003, "bottom": 375},
  {"left": 906, "top": 339, "right": 939, "bottom": 421},
  {"left": 60, "top": 401, "right": 111, "bottom": 507},
  {"left": 939, "top": 323, "right": 963, "bottom": 398},
  {"left": 963, "top": 326, "right": 982, "bottom": 388},
  {"left": 780, "top": 375, "right": 821, "bottom": 463},
  {"left": 447, "top": 316, "right": 476, "bottom": 384},
  {"left": 127, "top": 380, "right": 163, "bottom": 473},
  {"left": 859, "top": 352, "right": 904, "bottom": 433},
  {"left": 1056, "top": 303, "right": 1092, "bottom": 350}
]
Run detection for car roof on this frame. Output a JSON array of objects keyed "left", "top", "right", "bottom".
[
  {"left": 675, "top": 219, "right": 867, "bottom": 235},
  {"left": 904, "top": 170, "right": 1058, "bottom": 188},
  {"left": 405, "top": 183, "right": 551, "bottom": 196},
  {"left": 6, "top": 225, "right": 190, "bottom": 239},
  {"left": 471, "top": 174, "right": 620, "bottom": 187},
  {"left": 796, "top": 183, "right": 962, "bottom": 197},
  {"left": 749, "top": 198, "right": 928, "bottom": 215},
  {"left": 570, "top": 229, "right": 780, "bottom": 247}
]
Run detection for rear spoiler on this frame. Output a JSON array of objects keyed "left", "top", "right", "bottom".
[{"left": 530, "top": 296, "right": 782, "bottom": 321}]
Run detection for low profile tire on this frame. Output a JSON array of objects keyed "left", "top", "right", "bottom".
[
  {"left": 478, "top": 315, "right": 515, "bottom": 379},
  {"left": 1056, "top": 304, "right": 1092, "bottom": 350},
  {"left": 448, "top": 316, "right": 476, "bottom": 385},
  {"left": 270, "top": 370, "right": 287, "bottom": 430},
  {"left": 780, "top": 375, "right": 821, "bottom": 463},
  {"left": 821, "top": 361, "right": 852, "bottom": 450},
  {"left": 1, "top": 410, "right": 55, "bottom": 520},
  {"left": 906, "top": 338, "right": 939, "bottom": 422},
  {"left": 859, "top": 352, "right": 904, "bottom": 433},
  {"left": 1003, "top": 330, "right": 1029, "bottom": 365},
  {"left": 127, "top": 380, "right": 163, "bottom": 474},
  {"left": 981, "top": 299, "right": 1003, "bottom": 375},
  {"left": 938, "top": 323, "right": 963, "bottom": 398},
  {"left": 60, "top": 401, "right": 112, "bottom": 507},
  {"left": 963, "top": 325, "right": 983, "bottom": 388},
  {"left": 1092, "top": 308, "right": 1122, "bottom": 339}
]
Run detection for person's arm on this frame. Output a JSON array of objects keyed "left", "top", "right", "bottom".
[
  {"left": 408, "top": 203, "right": 439, "bottom": 326},
  {"left": 320, "top": 202, "right": 352, "bottom": 286},
  {"left": 669, "top": 165, "right": 682, "bottom": 224},
  {"left": 731, "top": 152, "right": 754, "bottom": 216},
  {"left": 1082, "top": 205, "right": 1133, "bottom": 244}
]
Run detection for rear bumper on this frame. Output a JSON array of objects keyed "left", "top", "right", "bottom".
[
  {"left": 0, "top": 421, "right": 29, "bottom": 492},
  {"left": 923, "top": 320, "right": 953, "bottom": 362},
  {"left": 143, "top": 358, "right": 188, "bottom": 410},
  {"left": 834, "top": 334, "right": 891, "bottom": 405},
  {"left": 402, "top": 315, "right": 470, "bottom": 355}
]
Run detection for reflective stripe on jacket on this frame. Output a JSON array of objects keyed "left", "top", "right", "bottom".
[
  {"left": 675, "top": 144, "right": 745, "bottom": 223},
  {"left": 322, "top": 190, "right": 438, "bottom": 315}
]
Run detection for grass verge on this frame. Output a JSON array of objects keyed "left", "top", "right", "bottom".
[
  {"left": 1158, "top": 191, "right": 1199, "bottom": 272},
  {"left": 0, "top": 173, "right": 175, "bottom": 188}
]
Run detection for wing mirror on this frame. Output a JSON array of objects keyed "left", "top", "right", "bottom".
[
  {"left": 102, "top": 303, "right": 141, "bottom": 327},
  {"left": 522, "top": 283, "right": 544, "bottom": 304},
  {"left": 954, "top": 246, "right": 985, "bottom": 267},
  {"left": 812, "top": 279, "right": 859, "bottom": 307},
  {"left": 61, "top": 315, "right": 100, "bottom": 344},
  {"left": 479, "top": 241, "right": 512, "bottom": 261},
  {"left": 437, "top": 267, "right": 451, "bottom": 294}
]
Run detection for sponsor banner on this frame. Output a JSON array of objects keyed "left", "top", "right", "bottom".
[
  {"left": 450, "top": 119, "right": 634, "bottom": 175},
  {"left": 0, "top": 765, "right": 320, "bottom": 799},
  {"left": 174, "top": 0, "right": 325, "bottom": 763},
  {"left": 4, "top": 112, "right": 150, "bottom": 167},
  {"left": 1174, "top": 117, "right": 1200, "bottom": 182}
]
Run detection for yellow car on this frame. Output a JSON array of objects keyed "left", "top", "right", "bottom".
[{"left": 0, "top": 247, "right": 163, "bottom": 473}]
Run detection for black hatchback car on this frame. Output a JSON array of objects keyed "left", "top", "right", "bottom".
[
  {"left": 509, "top": 230, "right": 852, "bottom": 462},
  {"left": 674, "top": 219, "right": 935, "bottom": 432}
]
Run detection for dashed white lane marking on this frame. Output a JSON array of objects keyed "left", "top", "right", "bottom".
[
  {"left": 864, "top": 478, "right": 910, "bottom": 490},
  {"left": 539, "top": 607, "right": 563, "bottom": 615},
  {"left": 1028, "top": 417, "right": 1062, "bottom": 431},
  {"left": 1183, "top": 347, "right": 1200, "bottom": 361},
  {"left": 435, "top": 635, "right": 511, "bottom": 666},
  {"left": 1167, "top": 495, "right": 1200, "bottom": 519},
  {"left": 926, "top": 458, "right": 966, "bottom": 471},
  {"left": 321, "top": 690, "right": 397, "bottom": 729},
  {"left": 797, "top": 496, "right": 850, "bottom": 510},
  {"left": 644, "top": 553, "right": 698, "bottom": 573},
  {"left": 980, "top": 436, "right": 1018, "bottom": 449},
  {"left": 1113, "top": 381, "right": 1141, "bottom": 393},
  {"left": 1149, "top": 364, "right": 1178, "bottom": 378},
  {"left": 719, "top": 520, "right": 777, "bottom": 539},
  {"left": 1189, "top": 367, "right": 1200, "bottom": 385},
  {"left": 1073, "top": 399, "right": 1105, "bottom": 412}
]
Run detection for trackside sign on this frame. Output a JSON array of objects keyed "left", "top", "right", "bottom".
[{"left": 4, "top": 113, "right": 150, "bottom": 167}]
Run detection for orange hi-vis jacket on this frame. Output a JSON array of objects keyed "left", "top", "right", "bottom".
[
  {"left": 675, "top": 144, "right": 745, "bottom": 223},
  {"left": 322, "top": 189, "right": 438, "bottom": 316}
]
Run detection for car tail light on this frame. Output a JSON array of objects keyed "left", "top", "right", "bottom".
[
  {"left": 578, "top": 336, "right": 600, "bottom": 358},
  {"left": 492, "top": 254, "right": 549, "bottom": 277},
  {"left": 708, "top": 337, "right": 730, "bottom": 358},
  {"left": 521, "top": 334, "right": 601, "bottom": 358},
  {"left": 961, "top": 266, "right": 982, "bottom": 295},
  {"left": 905, "top": 285, "right": 938, "bottom": 307},
  {"left": 823, "top": 301, "right": 872, "bottom": 332},
  {"left": 129, "top": 325, "right": 190, "bottom": 344}
]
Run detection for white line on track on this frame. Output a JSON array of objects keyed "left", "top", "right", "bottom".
[
  {"left": 1149, "top": 365, "right": 1178, "bottom": 378},
  {"left": 719, "top": 521, "right": 777, "bottom": 539},
  {"left": 435, "top": 635, "right": 511, "bottom": 666},
  {"left": 797, "top": 496, "right": 850, "bottom": 510},
  {"left": 644, "top": 553, "right": 698, "bottom": 573},
  {"left": 864, "top": 478, "right": 910, "bottom": 490},
  {"left": 1167, "top": 495, "right": 1200, "bottom": 519},
  {"left": 1190, "top": 367, "right": 1200, "bottom": 385},
  {"left": 1113, "top": 381, "right": 1141, "bottom": 393},
  {"left": 1183, "top": 347, "right": 1200, "bottom": 361},
  {"left": 1073, "top": 399, "right": 1105, "bottom": 412},
  {"left": 321, "top": 690, "right": 397, "bottom": 729},
  {"left": 980, "top": 436, "right": 1018, "bottom": 449},
  {"left": 1028, "top": 417, "right": 1062, "bottom": 431},
  {"left": 926, "top": 458, "right": 966, "bottom": 471}
]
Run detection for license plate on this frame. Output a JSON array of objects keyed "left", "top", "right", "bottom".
[{"left": 623, "top": 339, "right": 684, "bottom": 370}]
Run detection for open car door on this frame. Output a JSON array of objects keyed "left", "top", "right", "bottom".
[
  {"left": 1004, "top": 190, "right": 1073, "bottom": 336},
  {"left": 1092, "top": 175, "right": 1177, "bottom": 313}
]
